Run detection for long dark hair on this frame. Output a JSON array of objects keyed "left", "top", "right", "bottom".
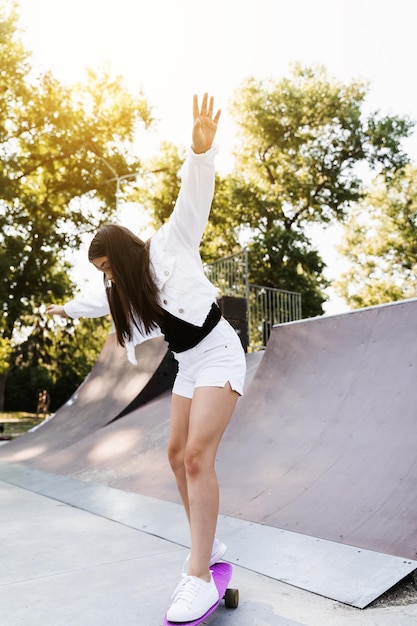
[{"left": 88, "top": 224, "right": 162, "bottom": 346}]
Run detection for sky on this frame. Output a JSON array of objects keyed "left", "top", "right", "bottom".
[{"left": 16, "top": 0, "right": 417, "bottom": 312}]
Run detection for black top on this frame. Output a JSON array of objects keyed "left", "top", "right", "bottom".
[{"left": 159, "top": 302, "right": 221, "bottom": 353}]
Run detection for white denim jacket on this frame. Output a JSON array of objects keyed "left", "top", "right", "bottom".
[{"left": 64, "top": 145, "right": 219, "bottom": 364}]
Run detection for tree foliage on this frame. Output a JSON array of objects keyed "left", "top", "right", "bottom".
[
  {"left": 226, "top": 65, "right": 413, "bottom": 316},
  {"left": 5, "top": 314, "right": 111, "bottom": 412},
  {"left": 335, "top": 165, "right": 417, "bottom": 308},
  {"left": 137, "top": 142, "right": 183, "bottom": 229},
  {"left": 0, "top": 2, "right": 153, "bottom": 409}
]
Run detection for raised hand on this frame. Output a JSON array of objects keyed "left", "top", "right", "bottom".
[{"left": 192, "top": 93, "right": 221, "bottom": 154}]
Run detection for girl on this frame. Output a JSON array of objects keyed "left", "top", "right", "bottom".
[{"left": 47, "top": 93, "right": 246, "bottom": 622}]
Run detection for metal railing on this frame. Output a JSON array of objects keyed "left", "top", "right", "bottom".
[
  {"left": 248, "top": 284, "right": 302, "bottom": 350},
  {"left": 206, "top": 249, "right": 302, "bottom": 350},
  {"left": 205, "top": 249, "right": 249, "bottom": 300}
]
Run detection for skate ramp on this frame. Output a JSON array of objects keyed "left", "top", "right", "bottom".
[
  {"left": 0, "top": 334, "right": 176, "bottom": 463},
  {"left": 42, "top": 299, "right": 417, "bottom": 607},
  {"left": 0, "top": 300, "right": 417, "bottom": 559},
  {"left": 217, "top": 298, "right": 417, "bottom": 562},
  {"left": 0, "top": 350, "right": 264, "bottom": 485},
  {"left": 30, "top": 299, "right": 417, "bottom": 564},
  {"left": 2, "top": 300, "right": 417, "bottom": 606}
]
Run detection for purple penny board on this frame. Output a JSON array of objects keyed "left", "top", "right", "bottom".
[{"left": 163, "top": 562, "right": 234, "bottom": 626}]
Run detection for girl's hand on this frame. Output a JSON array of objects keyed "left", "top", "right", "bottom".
[
  {"left": 45, "top": 304, "right": 68, "bottom": 318},
  {"left": 192, "top": 93, "right": 221, "bottom": 154}
]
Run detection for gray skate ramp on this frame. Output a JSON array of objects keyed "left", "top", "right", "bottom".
[
  {"left": 217, "top": 298, "right": 417, "bottom": 562},
  {"left": 0, "top": 334, "right": 175, "bottom": 463},
  {"left": 2, "top": 300, "right": 417, "bottom": 606},
  {"left": 0, "top": 351, "right": 263, "bottom": 487},
  {"left": 27, "top": 299, "right": 417, "bottom": 564}
]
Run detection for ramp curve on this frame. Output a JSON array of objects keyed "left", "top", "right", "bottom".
[
  {"left": 12, "top": 299, "right": 417, "bottom": 562},
  {"left": 0, "top": 334, "right": 175, "bottom": 463},
  {"left": 2, "top": 300, "right": 417, "bottom": 605}
]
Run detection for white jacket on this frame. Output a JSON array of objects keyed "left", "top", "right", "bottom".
[{"left": 64, "top": 145, "right": 219, "bottom": 364}]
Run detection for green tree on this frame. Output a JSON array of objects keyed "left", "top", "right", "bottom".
[
  {"left": 0, "top": 2, "right": 153, "bottom": 409},
  {"left": 335, "top": 165, "right": 417, "bottom": 308},
  {"left": 138, "top": 142, "right": 183, "bottom": 228},
  {"left": 5, "top": 314, "right": 110, "bottom": 412},
  {"left": 227, "top": 65, "right": 413, "bottom": 316},
  {"left": 0, "top": 319, "right": 16, "bottom": 409}
]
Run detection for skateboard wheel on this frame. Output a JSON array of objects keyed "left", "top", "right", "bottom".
[{"left": 224, "top": 587, "right": 239, "bottom": 609}]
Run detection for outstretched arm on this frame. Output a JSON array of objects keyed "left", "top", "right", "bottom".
[
  {"left": 192, "top": 93, "right": 221, "bottom": 154},
  {"left": 45, "top": 290, "right": 111, "bottom": 320}
]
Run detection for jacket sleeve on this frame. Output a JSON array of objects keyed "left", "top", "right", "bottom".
[
  {"left": 64, "top": 289, "right": 110, "bottom": 319},
  {"left": 163, "top": 144, "right": 218, "bottom": 249},
  {"left": 63, "top": 289, "right": 164, "bottom": 366}
]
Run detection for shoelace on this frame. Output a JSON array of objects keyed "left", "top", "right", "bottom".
[
  {"left": 171, "top": 574, "right": 187, "bottom": 600},
  {"left": 171, "top": 576, "right": 203, "bottom": 608}
]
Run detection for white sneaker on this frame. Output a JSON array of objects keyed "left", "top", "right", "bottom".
[
  {"left": 167, "top": 573, "right": 219, "bottom": 622},
  {"left": 182, "top": 538, "right": 227, "bottom": 574}
]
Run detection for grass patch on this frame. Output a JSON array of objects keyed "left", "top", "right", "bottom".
[{"left": 0, "top": 412, "right": 47, "bottom": 439}]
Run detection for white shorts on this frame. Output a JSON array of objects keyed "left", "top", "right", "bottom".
[{"left": 172, "top": 318, "right": 247, "bottom": 399}]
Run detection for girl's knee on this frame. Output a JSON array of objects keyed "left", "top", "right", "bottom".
[
  {"left": 167, "top": 441, "right": 185, "bottom": 473},
  {"left": 184, "top": 445, "right": 213, "bottom": 479}
]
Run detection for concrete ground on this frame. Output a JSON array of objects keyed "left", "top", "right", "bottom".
[{"left": 1, "top": 461, "right": 416, "bottom": 626}]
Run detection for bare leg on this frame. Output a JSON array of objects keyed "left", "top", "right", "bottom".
[
  {"left": 168, "top": 384, "right": 239, "bottom": 581},
  {"left": 168, "top": 394, "right": 192, "bottom": 522}
]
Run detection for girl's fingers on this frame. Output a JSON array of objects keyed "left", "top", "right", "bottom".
[
  {"left": 193, "top": 94, "right": 199, "bottom": 120},
  {"left": 207, "top": 96, "right": 214, "bottom": 118},
  {"left": 200, "top": 92, "right": 208, "bottom": 116},
  {"left": 193, "top": 93, "right": 219, "bottom": 122}
]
